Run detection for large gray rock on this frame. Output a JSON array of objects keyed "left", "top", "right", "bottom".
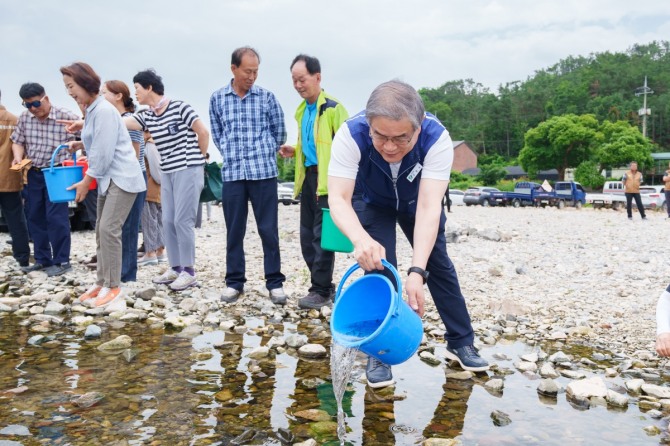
[
  {"left": 84, "top": 324, "right": 102, "bottom": 339},
  {"left": 44, "top": 301, "right": 66, "bottom": 315},
  {"left": 566, "top": 376, "right": 607, "bottom": 402},
  {"left": 298, "top": 344, "right": 327, "bottom": 359},
  {"left": 97, "top": 335, "right": 133, "bottom": 351}
]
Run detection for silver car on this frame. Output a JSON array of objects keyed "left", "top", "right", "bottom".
[{"left": 640, "top": 185, "right": 666, "bottom": 210}]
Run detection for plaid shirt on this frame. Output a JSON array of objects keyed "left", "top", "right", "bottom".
[
  {"left": 11, "top": 105, "right": 80, "bottom": 168},
  {"left": 209, "top": 81, "right": 286, "bottom": 181}
]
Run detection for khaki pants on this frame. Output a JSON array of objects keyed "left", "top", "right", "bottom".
[{"left": 96, "top": 181, "right": 137, "bottom": 288}]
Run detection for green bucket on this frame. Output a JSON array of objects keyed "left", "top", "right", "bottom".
[{"left": 321, "top": 208, "right": 354, "bottom": 253}]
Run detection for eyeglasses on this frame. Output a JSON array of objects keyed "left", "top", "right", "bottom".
[
  {"left": 22, "top": 96, "right": 46, "bottom": 109},
  {"left": 369, "top": 129, "right": 415, "bottom": 146}
]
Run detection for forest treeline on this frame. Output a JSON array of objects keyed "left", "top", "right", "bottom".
[{"left": 419, "top": 41, "right": 670, "bottom": 158}]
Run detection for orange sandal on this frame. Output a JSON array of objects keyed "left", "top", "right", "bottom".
[{"left": 80, "top": 285, "right": 102, "bottom": 302}]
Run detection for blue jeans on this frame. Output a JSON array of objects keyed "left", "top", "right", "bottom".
[
  {"left": 121, "top": 172, "right": 147, "bottom": 282},
  {"left": 353, "top": 199, "right": 475, "bottom": 348},
  {"left": 221, "top": 178, "right": 285, "bottom": 290},
  {"left": 24, "top": 169, "right": 70, "bottom": 266}
]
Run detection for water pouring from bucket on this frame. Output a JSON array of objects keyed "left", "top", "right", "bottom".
[{"left": 330, "top": 259, "right": 423, "bottom": 366}]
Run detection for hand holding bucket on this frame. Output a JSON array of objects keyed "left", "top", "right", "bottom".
[
  {"left": 43, "top": 145, "right": 84, "bottom": 203},
  {"left": 330, "top": 259, "right": 423, "bottom": 365}
]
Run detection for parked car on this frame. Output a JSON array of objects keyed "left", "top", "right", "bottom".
[
  {"left": 278, "top": 184, "right": 295, "bottom": 206},
  {"left": 442, "top": 189, "right": 465, "bottom": 207},
  {"left": 278, "top": 181, "right": 300, "bottom": 205},
  {"left": 463, "top": 186, "right": 500, "bottom": 207},
  {"left": 640, "top": 185, "right": 666, "bottom": 210}
]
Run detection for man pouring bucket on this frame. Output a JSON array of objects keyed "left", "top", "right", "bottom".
[{"left": 327, "top": 80, "right": 489, "bottom": 388}]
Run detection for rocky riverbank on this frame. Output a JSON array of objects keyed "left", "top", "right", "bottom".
[{"left": 1, "top": 203, "right": 669, "bottom": 444}]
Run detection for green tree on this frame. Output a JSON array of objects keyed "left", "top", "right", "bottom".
[
  {"left": 594, "top": 120, "right": 653, "bottom": 171},
  {"left": 519, "top": 114, "right": 602, "bottom": 179},
  {"left": 277, "top": 155, "right": 295, "bottom": 181},
  {"left": 477, "top": 164, "right": 507, "bottom": 186},
  {"left": 574, "top": 160, "right": 605, "bottom": 190}
]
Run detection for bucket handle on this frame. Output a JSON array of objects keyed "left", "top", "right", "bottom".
[
  {"left": 335, "top": 259, "right": 402, "bottom": 303},
  {"left": 49, "top": 144, "right": 76, "bottom": 172}
]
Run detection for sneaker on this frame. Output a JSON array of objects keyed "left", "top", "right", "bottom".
[
  {"left": 444, "top": 345, "right": 490, "bottom": 372},
  {"left": 45, "top": 262, "right": 72, "bottom": 277},
  {"left": 80, "top": 285, "right": 102, "bottom": 303},
  {"left": 298, "top": 291, "right": 333, "bottom": 310},
  {"left": 21, "top": 263, "right": 46, "bottom": 273},
  {"left": 628, "top": 217, "right": 633, "bottom": 221},
  {"left": 366, "top": 356, "right": 394, "bottom": 388},
  {"left": 156, "top": 254, "right": 167, "bottom": 264},
  {"left": 220, "top": 287, "right": 243, "bottom": 304},
  {"left": 152, "top": 269, "right": 179, "bottom": 285},
  {"left": 94, "top": 287, "right": 126, "bottom": 312},
  {"left": 138, "top": 255, "right": 158, "bottom": 266},
  {"left": 269, "top": 287, "right": 288, "bottom": 306},
  {"left": 169, "top": 271, "right": 198, "bottom": 291}
]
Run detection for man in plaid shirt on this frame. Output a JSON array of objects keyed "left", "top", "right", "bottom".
[
  {"left": 209, "top": 46, "right": 288, "bottom": 306},
  {"left": 11, "top": 82, "right": 79, "bottom": 276}
]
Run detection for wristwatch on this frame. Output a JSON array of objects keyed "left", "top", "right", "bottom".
[{"left": 407, "top": 266, "right": 429, "bottom": 284}]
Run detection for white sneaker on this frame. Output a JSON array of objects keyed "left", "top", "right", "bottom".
[
  {"left": 153, "top": 269, "right": 179, "bottom": 285},
  {"left": 169, "top": 271, "right": 198, "bottom": 291}
]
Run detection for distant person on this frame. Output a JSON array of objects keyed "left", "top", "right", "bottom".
[
  {"left": 11, "top": 82, "right": 79, "bottom": 276},
  {"left": 196, "top": 152, "right": 214, "bottom": 228},
  {"left": 444, "top": 183, "right": 452, "bottom": 213},
  {"left": 209, "top": 46, "right": 288, "bottom": 305},
  {"left": 328, "top": 80, "right": 489, "bottom": 389},
  {"left": 663, "top": 162, "right": 670, "bottom": 219},
  {"left": 622, "top": 161, "right": 646, "bottom": 220},
  {"left": 0, "top": 88, "right": 31, "bottom": 270},
  {"left": 60, "top": 62, "right": 145, "bottom": 308},
  {"left": 656, "top": 284, "right": 670, "bottom": 357},
  {"left": 279, "top": 54, "right": 349, "bottom": 310}
]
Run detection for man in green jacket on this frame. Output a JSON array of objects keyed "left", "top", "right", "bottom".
[{"left": 280, "top": 54, "right": 349, "bottom": 309}]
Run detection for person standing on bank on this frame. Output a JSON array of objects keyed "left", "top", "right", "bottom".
[
  {"left": 663, "top": 162, "right": 670, "bottom": 219},
  {"left": 11, "top": 82, "right": 79, "bottom": 277},
  {"left": 328, "top": 80, "right": 489, "bottom": 388},
  {"left": 101, "top": 80, "right": 147, "bottom": 282},
  {"left": 622, "top": 161, "right": 646, "bottom": 221},
  {"left": 209, "top": 46, "right": 288, "bottom": 306},
  {"left": 60, "top": 62, "right": 145, "bottom": 308},
  {"left": 0, "top": 89, "right": 31, "bottom": 270},
  {"left": 279, "top": 54, "right": 349, "bottom": 310}
]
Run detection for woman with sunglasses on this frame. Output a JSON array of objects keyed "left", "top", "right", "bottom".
[
  {"left": 60, "top": 62, "right": 146, "bottom": 311},
  {"left": 100, "top": 80, "right": 147, "bottom": 282}
]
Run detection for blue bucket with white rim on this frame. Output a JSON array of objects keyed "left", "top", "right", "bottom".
[{"left": 43, "top": 145, "right": 83, "bottom": 203}]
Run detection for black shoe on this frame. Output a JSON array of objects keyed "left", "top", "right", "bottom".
[
  {"left": 366, "top": 356, "right": 394, "bottom": 388},
  {"left": 21, "top": 263, "right": 47, "bottom": 273},
  {"left": 298, "top": 291, "right": 333, "bottom": 310},
  {"left": 45, "top": 262, "right": 72, "bottom": 277},
  {"left": 444, "top": 344, "right": 489, "bottom": 372}
]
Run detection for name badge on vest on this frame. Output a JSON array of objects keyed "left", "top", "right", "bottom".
[{"left": 406, "top": 163, "right": 422, "bottom": 183}]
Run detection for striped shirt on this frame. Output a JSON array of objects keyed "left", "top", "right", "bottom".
[
  {"left": 132, "top": 100, "right": 205, "bottom": 173},
  {"left": 10, "top": 105, "right": 80, "bottom": 168},
  {"left": 209, "top": 81, "right": 286, "bottom": 182},
  {"left": 122, "top": 112, "right": 146, "bottom": 172}
]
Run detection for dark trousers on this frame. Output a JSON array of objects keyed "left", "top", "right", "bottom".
[
  {"left": 353, "top": 199, "right": 475, "bottom": 348},
  {"left": 0, "top": 191, "right": 30, "bottom": 265},
  {"left": 300, "top": 169, "right": 335, "bottom": 296},
  {"left": 665, "top": 190, "right": 670, "bottom": 217},
  {"left": 121, "top": 171, "right": 147, "bottom": 282},
  {"left": 83, "top": 187, "right": 98, "bottom": 229},
  {"left": 24, "top": 169, "right": 70, "bottom": 266},
  {"left": 625, "top": 192, "right": 646, "bottom": 218},
  {"left": 221, "top": 178, "right": 285, "bottom": 291}
]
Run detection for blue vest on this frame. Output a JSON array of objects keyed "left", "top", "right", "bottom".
[{"left": 347, "top": 112, "right": 445, "bottom": 214}]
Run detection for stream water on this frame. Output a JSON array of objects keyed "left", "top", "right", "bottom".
[{"left": 1, "top": 313, "right": 669, "bottom": 445}]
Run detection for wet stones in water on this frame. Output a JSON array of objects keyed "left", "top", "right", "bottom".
[
  {"left": 97, "top": 335, "right": 133, "bottom": 352},
  {"left": 298, "top": 344, "right": 327, "bottom": 359},
  {"left": 0, "top": 424, "right": 31, "bottom": 436},
  {"left": 84, "top": 324, "right": 102, "bottom": 339},
  {"left": 419, "top": 351, "right": 441, "bottom": 366},
  {"left": 27, "top": 335, "right": 46, "bottom": 346},
  {"left": 537, "top": 378, "right": 559, "bottom": 397},
  {"left": 70, "top": 391, "right": 105, "bottom": 408},
  {"left": 490, "top": 409, "right": 512, "bottom": 426},
  {"left": 484, "top": 378, "right": 504, "bottom": 394},
  {"left": 293, "top": 409, "right": 331, "bottom": 422}
]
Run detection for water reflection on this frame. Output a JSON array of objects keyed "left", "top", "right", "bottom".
[{"left": 0, "top": 314, "right": 668, "bottom": 445}]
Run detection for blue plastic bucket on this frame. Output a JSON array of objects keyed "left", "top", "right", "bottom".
[
  {"left": 44, "top": 145, "right": 83, "bottom": 203},
  {"left": 331, "top": 259, "right": 423, "bottom": 365}
]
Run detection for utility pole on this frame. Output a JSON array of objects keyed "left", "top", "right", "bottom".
[{"left": 635, "top": 76, "right": 654, "bottom": 138}]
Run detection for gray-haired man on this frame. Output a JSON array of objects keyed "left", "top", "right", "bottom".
[{"left": 328, "top": 80, "right": 489, "bottom": 388}]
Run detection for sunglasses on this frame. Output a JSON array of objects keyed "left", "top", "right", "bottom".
[{"left": 22, "top": 96, "right": 46, "bottom": 109}]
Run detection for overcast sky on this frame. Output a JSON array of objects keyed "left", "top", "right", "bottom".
[{"left": 2, "top": 0, "right": 669, "bottom": 161}]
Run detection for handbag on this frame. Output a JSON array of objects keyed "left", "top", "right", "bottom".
[{"left": 199, "top": 162, "right": 222, "bottom": 203}]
